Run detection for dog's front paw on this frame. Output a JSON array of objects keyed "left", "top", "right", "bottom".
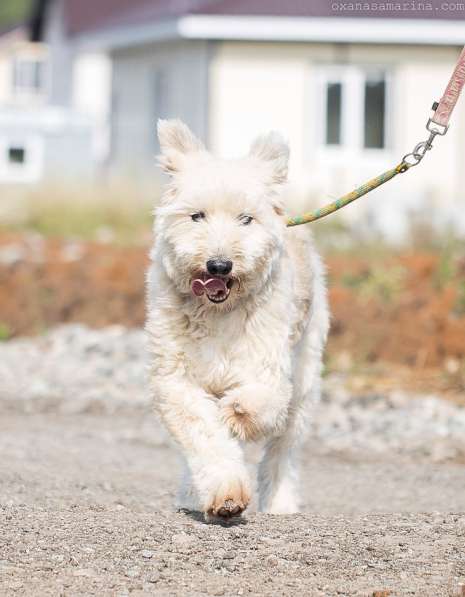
[
  {"left": 220, "top": 385, "right": 288, "bottom": 441},
  {"left": 204, "top": 475, "right": 251, "bottom": 522},
  {"left": 220, "top": 394, "right": 263, "bottom": 442}
]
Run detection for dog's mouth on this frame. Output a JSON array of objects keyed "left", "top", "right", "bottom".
[{"left": 191, "top": 273, "right": 234, "bottom": 304}]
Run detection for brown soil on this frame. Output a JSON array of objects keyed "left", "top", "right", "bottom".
[
  {"left": 1, "top": 233, "right": 464, "bottom": 399},
  {"left": 328, "top": 252, "right": 465, "bottom": 369},
  {"left": 0, "top": 234, "right": 146, "bottom": 334}
]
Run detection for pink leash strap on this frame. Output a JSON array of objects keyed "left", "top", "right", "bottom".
[{"left": 432, "top": 46, "right": 465, "bottom": 128}]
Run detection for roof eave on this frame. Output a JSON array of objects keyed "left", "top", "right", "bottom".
[
  {"left": 72, "top": 19, "right": 181, "bottom": 51},
  {"left": 73, "top": 15, "right": 465, "bottom": 51},
  {"left": 179, "top": 15, "right": 465, "bottom": 45}
]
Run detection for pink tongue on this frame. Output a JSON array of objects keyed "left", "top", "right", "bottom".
[{"left": 191, "top": 277, "right": 227, "bottom": 297}]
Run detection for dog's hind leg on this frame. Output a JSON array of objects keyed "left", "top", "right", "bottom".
[
  {"left": 175, "top": 457, "right": 199, "bottom": 512},
  {"left": 257, "top": 400, "right": 308, "bottom": 514},
  {"left": 258, "top": 281, "right": 329, "bottom": 514}
]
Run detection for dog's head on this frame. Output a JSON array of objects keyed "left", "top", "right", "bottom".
[{"left": 154, "top": 119, "right": 289, "bottom": 309}]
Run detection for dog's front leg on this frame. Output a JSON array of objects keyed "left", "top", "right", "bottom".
[
  {"left": 220, "top": 376, "right": 292, "bottom": 442},
  {"left": 153, "top": 374, "right": 251, "bottom": 520}
]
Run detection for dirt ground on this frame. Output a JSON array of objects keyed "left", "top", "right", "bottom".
[{"left": 1, "top": 412, "right": 464, "bottom": 597}]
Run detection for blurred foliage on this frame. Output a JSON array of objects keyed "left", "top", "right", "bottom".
[
  {"left": 1, "top": 182, "right": 464, "bottom": 252},
  {"left": 455, "top": 281, "right": 465, "bottom": 316},
  {"left": 432, "top": 246, "right": 462, "bottom": 291},
  {"left": 0, "top": 184, "right": 157, "bottom": 245},
  {"left": 340, "top": 265, "right": 406, "bottom": 304},
  {"left": 0, "top": 323, "right": 11, "bottom": 341},
  {"left": 0, "top": 0, "right": 34, "bottom": 28}
]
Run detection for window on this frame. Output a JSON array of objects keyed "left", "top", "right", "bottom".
[
  {"left": 8, "top": 146, "right": 26, "bottom": 165},
  {"left": 364, "top": 75, "right": 386, "bottom": 149},
  {"left": 12, "top": 57, "right": 45, "bottom": 95},
  {"left": 326, "top": 82, "right": 342, "bottom": 145},
  {"left": 319, "top": 67, "right": 388, "bottom": 152},
  {"left": 0, "top": 137, "right": 44, "bottom": 184}
]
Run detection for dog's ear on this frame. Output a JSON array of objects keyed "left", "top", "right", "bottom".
[
  {"left": 249, "top": 132, "right": 289, "bottom": 186},
  {"left": 157, "top": 119, "right": 204, "bottom": 174}
]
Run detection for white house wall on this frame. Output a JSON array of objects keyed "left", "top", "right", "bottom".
[
  {"left": 209, "top": 42, "right": 465, "bottom": 240},
  {"left": 0, "top": 29, "right": 23, "bottom": 105},
  {"left": 72, "top": 52, "right": 112, "bottom": 163},
  {"left": 110, "top": 40, "right": 210, "bottom": 177},
  {"left": 0, "top": 107, "right": 94, "bottom": 183},
  {"left": 0, "top": 53, "right": 10, "bottom": 105}
]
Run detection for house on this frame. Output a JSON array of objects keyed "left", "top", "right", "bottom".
[
  {"left": 0, "top": 24, "right": 48, "bottom": 183},
  {"left": 26, "top": 1, "right": 465, "bottom": 237},
  {"left": 0, "top": 12, "right": 110, "bottom": 184}
]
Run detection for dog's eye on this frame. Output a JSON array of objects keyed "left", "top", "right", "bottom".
[
  {"left": 191, "top": 212, "right": 205, "bottom": 222},
  {"left": 238, "top": 214, "right": 253, "bottom": 226}
]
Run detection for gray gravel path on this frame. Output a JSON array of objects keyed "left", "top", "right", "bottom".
[{"left": 0, "top": 326, "right": 464, "bottom": 596}]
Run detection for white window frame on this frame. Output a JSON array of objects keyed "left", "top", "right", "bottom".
[
  {"left": 0, "top": 136, "right": 44, "bottom": 184},
  {"left": 315, "top": 65, "right": 392, "bottom": 159}
]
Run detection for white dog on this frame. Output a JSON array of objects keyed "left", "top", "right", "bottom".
[{"left": 146, "top": 119, "right": 329, "bottom": 521}]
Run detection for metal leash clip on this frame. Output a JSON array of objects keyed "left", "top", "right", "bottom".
[{"left": 400, "top": 102, "right": 449, "bottom": 171}]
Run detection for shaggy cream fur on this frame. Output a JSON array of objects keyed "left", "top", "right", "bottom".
[{"left": 146, "top": 119, "right": 329, "bottom": 520}]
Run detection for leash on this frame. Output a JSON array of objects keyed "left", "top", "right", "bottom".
[{"left": 287, "top": 45, "right": 465, "bottom": 227}]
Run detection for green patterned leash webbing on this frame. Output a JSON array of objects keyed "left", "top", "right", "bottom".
[{"left": 286, "top": 162, "right": 410, "bottom": 227}]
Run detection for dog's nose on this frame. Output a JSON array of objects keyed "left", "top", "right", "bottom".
[{"left": 206, "top": 258, "right": 233, "bottom": 276}]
